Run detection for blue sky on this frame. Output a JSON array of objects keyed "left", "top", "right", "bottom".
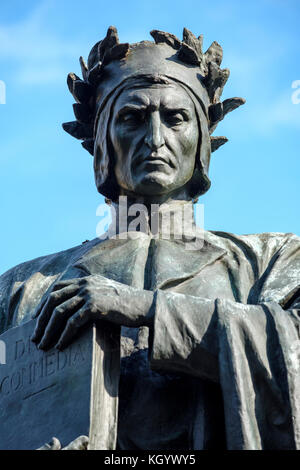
[{"left": 0, "top": 0, "right": 299, "bottom": 274}]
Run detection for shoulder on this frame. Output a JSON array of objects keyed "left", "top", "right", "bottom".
[
  {"left": 207, "top": 230, "right": 300, "bottom": 259},
  {"left": 0, "top": 238, "right": 101, "bottom": 283},
  {"left": 0, "top": 238, "right": 101, "bottom": 332},
  {"left": 206, "top": 230, "right": 299, "bottom": 306},
  {"left": 205, "top": 230, "right": 299, "bottom": 278},
  {"left": 209, "top": 229, "right": 299, "bottom": 245},
  {"left": 1, "top": 242, "right": 86, "bottom": 283}
]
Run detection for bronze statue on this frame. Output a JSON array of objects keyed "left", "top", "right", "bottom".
[{"left": 0, "top": 27, "right": 299, "bottom": 450}]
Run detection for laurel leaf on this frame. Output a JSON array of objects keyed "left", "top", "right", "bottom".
[
  {"left": 79, "top": 56, "right": 88, "bottom": 81},
  {"left": 103, "top": 43, "right": 130, "bottom": 64},
  {"left": 211, "top": 136, "right": 228, "bottom": 152},
  {"left": 177, "top": 42, "right": 200, "bottom": 65},
  {"left": 73, "top": 103, "right": 93, "bottom": 123},
  {"left": 82, "top": 138, "right": 94, "bottom": 155},
  {"left": 198, "top": 34, "right": 204, "bottom": 51},
  {"left": 204, "top": 63, "right": 230, "bottom": 102},
  {"left": 205, "top": 41, "right": 223, "bottom": 66},
  {"left": 98, "top": 26, "right": 119, "bottom": 61},
  {"left": 62, "top": 121, "right": 93, "bottom": 140},
  {"left": 72, "top": 80, "right": 93, "bottom": 104},
  {"left": 182, "top": 28, "right": 202, "bottom": 57},
  {"left": 222, "top": 97, "right": 246, "bottom": 116},
  {"left": 67, "top": 73, "right": 81, "bottom": 94},
  {"left": 87, "top": 41, "right": 102, "bottom": 70},
  {"left": 209, "top": 102, "right": 223, "bottom": 124},
  {"left": 150, "top": 30, "right": 181, "bottom": 49},
  {"left": 88, "top": 61, "right": 102, "bottom": 86}
]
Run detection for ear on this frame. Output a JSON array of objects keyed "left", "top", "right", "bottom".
[{"left": 93, "top": 132, "right": 120, "bottom": 201}]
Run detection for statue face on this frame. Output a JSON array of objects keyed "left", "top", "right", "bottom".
[{"left": 109, "top": 84, "right": 199, "bottom": 199}]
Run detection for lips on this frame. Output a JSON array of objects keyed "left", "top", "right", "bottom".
[
  {"left": 145, "top": 157, "right": 167, "bottom": 164},
  {"left": 135, "top": 153, "right": 175, "bottom": 169}
]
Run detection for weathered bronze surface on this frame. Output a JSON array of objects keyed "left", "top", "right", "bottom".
[{"left": 0, "top": 27, "right": 299, "bottom": 450}]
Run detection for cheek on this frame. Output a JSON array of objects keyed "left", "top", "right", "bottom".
[
  {"left": 111, "top": 127, "right": 128, "bottom": 156},
  {"left": 175, "top": 124, "right": 198, "bottom": 157},
  {"left": 112, "top": 126, "right": 142, "bottom": 160}
]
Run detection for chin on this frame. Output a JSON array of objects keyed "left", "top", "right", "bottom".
[{"left": 134, "top": 172, "right": 175, "bottom": 196}]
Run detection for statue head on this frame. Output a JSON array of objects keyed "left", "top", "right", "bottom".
[{"left": 63, "top": 27, "right": 245, "bottom": 203}]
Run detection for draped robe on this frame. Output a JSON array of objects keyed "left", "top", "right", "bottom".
[{"left": 0, "top": 228, "right": 299, "bottom": 450}]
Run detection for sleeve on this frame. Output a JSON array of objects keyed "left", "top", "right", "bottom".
[
  {"left": 149, "top": 291, "right": 300, "bottom": 449},
  {"left": 149, "top": 291, "right": 219, "bottom": 382},
  {"left": 149, "top": 234, "right": 300, "bottom": 449}
]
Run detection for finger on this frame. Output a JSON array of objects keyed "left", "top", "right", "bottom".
[
  {"left": 51, "top": 277, "right": 86, "bottom": 292},
  {"left": 38, "top": 296, "right": 85, "bottom": 350},
  {"left": 32, "top": 281, "right": 81, "bottom": 320},
  {"left": 37, "top": 437, "right": 62, "bottom": 451},
  {"left": 31, "top": 284, "right": 81, "bottom": 343},
  {"left": 62, "top": 436, "right": 89, "bottom": 451},
  {"left": 55, "top": 307, "right": 93, "bottom": 350}
]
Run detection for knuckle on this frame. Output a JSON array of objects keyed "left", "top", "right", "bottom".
[
  {"left": 53, "top": 305, "right": 64, "bottom": 316},
  {"left": 68, "top": 316, "right": 77, "bottom": 328},
  {"left": 50, "top": 291, "right": 59, "bottom": 301}
]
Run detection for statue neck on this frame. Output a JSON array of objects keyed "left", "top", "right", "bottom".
[{"left": 109, "top": 198, "right": 197, "bottom": 238}]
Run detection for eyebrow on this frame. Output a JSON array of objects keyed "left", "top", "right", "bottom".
[
  {"left": 117, "top": 104, "right": 147, "bottom": 115},
  {"left": 116, "top": 104, "right": 191, "bottom": 118},
  {"left": 162, "top": 106, "right": 191, "bottom": 114}
]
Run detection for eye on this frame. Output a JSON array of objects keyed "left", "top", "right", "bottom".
[
  {"left": 163, "top": 111, "right": 186, "bottom": 127},
  {"left": 119, "top": 110, "right": 144, "bottom": 125}
]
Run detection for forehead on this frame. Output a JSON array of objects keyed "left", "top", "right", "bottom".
[{"left": 113, "top": 84, "right": 195, "bottom": 111}]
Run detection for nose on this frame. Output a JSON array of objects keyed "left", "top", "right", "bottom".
[{"left": 144, "top": 112, "right": 165, "bottom": 151}]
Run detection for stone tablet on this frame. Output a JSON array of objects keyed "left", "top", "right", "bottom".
[{"left": 0, "top": 319, "right": 120, "bottom": 450}]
